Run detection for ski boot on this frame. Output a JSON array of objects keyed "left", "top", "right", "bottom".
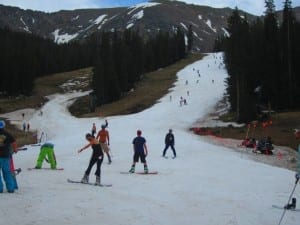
[
  {"left": 108, "top": 155, "right": 112, "bottom": 164},
  {"left": 144, "top": 165, "right": 149, "bottom": 174},
  {"left": 95, "top": 176, "right": 101, "bottom": 186},
  {"left": 129, "top": 166, "right": 135, "bottom": 173},
  {"left": 81, "top": 174, "right": 89, "bottom": 184}
]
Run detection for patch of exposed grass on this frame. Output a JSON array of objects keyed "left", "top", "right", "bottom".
[{"left": 0, "top": 67, "right": 92, "bottom": 113}]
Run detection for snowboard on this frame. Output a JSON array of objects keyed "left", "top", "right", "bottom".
[
  {"left": 120, "top": 171, "right": 158, "bottom": 175},
  {"left": 272, "top": 205, "right": 300, "bottom": 211},
  {"left": 27, "top": 167, "right": 64, "bottom": 171},
  {"left": 67, "top": 179, "right": 112, "bottom": 187}
]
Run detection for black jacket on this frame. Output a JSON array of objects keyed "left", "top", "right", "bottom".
[
  {"left": 0, "top": 129, "right": 15, "bottom": 158},
  {"left": 165, "top": 133, "right": 175, "bottom": 145}
]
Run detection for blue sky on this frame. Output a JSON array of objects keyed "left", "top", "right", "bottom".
[{"left": 0, "top": 0, "right": 299, "bottom": 15}]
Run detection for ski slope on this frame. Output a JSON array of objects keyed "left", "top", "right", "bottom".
[{"left": 1, "top": 53, "right": 299, "bottom": 225}]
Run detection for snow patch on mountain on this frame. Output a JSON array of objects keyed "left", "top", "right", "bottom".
[
  {"left": 52, "top": 29, "right": 79, "bottom": 44},
  {"left": 206, "top": 19, "right": 217, "bottom": 33},
  {"left": 126, "top": 23, "right": 134, "bottom": 29},
  {"left": 132, "top": 10, "right": 144, "bottom": 20},
  {"left": 127, "top": 2, "right": 161, "bottom": 15},
  {"left": 94, "top": 14, "right": 107, "bottom": 25},
  {"left": 222, "top": 27, "right": 230, "bottom": 37},
  {"left": 180, "top": 22, "right": 188, "bottom": 30},
  {"left": 71, "top": 15, "right": 80, "bottom": 21},
  {"left": 20, "top": 17, "right": 30, "bottom": 33}
]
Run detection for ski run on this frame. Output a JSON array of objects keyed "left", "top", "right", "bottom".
[{"left": 0, "top": 53, "right": 299, "bottom": 225}]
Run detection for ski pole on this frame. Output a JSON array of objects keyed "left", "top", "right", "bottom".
[{"left": 277, "top": 175, "right": 299, "bottom": 225}]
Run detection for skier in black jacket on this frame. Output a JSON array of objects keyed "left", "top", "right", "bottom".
[{"left": 162, "top": 129, "right": 176, "bottom": 159}]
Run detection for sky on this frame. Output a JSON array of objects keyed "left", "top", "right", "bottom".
[{"left": 0, "top": 0, "right": 299, "bottom": 15}]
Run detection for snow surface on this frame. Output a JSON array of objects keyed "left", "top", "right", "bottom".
[{"left": 1, "top": 53, "right": 299, "bottom": 225}]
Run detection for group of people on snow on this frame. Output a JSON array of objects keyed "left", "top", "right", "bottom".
[{"left": 78, "top": 120, "right": 177, "bottom": 185}]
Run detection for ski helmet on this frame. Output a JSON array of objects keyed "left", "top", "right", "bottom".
[
  {"left": 0, "top": 120, "right": 5, "bottom": 129},
  {"left": 137, "top": 130, "right": 142, "bottom": 136}
]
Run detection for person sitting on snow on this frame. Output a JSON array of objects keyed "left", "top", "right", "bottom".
[{"left": 35, "top": 142, "right": 56, "bottom": 169}]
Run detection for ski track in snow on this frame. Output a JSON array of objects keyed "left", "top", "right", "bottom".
[{"left": 0, "top": 53, "right": 299, "bottom": 225}]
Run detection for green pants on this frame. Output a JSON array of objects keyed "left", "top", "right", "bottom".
[{"left": 36, "top": 143, "right": 56, "bottom": 169}]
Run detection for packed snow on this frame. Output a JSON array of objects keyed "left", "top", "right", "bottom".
[{"left": 0, "top": 53, "right": 299, "bottom": 225}]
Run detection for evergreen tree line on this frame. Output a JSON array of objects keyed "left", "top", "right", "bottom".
[
  {"left": 0, "top": 27, "right": 187, "bottom": 104},
  {"left": 91, "top": 28, "right": 186, "bottom": 105},
  {"left": 220, "top": 0, "right": 300, "bottom": 122},
  {"left": 0, "top": 27, "right": 92, "bottom": 96}
]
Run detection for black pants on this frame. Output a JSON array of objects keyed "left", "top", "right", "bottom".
[
  {"left": 163, "top": 144, "right": 176, "bottom": 157},
  {"left": 85, "top": 154, "right": 103, "bottom": 177}
]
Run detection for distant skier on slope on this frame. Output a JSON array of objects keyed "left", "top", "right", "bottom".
[
  {"left": 162, "top": 129, "right": 176, "bottom": 159},
  {"left": 96, "top": 120, "right": 112, "bottom": 164},
  {"left": 129, "top": 130, "right": 149, "bottom": 173},
  {"left": 78, "top": 133, "right": 103, "bottom": 185},
  {"left": 91, "top": 123, "right": 96, "bottom": 137},
  {"left": 0, "top": 120, "right": 18, "bottom": 193}
]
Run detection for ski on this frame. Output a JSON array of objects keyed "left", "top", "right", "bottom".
[
  {"left": 120, "top": 171, "right": 158, "bottom": 175},
  {"left": 17, "top": 147, "right": 28, "bottom": 151},
  {"left": 27, "top": 167, "right": 64, "bottom": 171},
  {"left": 67, "top": 179, "right": 112, "bottom": 187},
  {"left": 272, "top": 205, "right": 300, "bottom": 211}
]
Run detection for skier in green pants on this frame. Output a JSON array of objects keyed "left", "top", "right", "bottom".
[{"left": 35, "top": 142, "right": 56, "bottom": 169}]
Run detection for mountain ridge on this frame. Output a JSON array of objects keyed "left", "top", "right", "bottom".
[{"left": 0, "top": 1, "right": 299, "bottom": 52}]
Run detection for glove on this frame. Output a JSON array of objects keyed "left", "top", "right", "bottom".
[{"left": 296, "top": 173, "right": 300, "bottom": 180}]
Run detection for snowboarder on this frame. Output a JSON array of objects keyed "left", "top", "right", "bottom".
[
  {"left": 78, "top": 133, "right": 104, "bottom": 185},
  {"left": 129, "top": 130, "right": 148, "bottom": 173},
  {"left": 162, "top": 129, "right": 176, "bottom": 158},
  {"left": 35, "top": 142, "right": 57, "bottom": 169},
  {"left": 0, "top": 120, "right": 18, "bottom": 193},
  {"left": 96, "top": 121, "right": 112, "bottom": 164}
]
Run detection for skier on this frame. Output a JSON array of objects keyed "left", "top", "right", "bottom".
[
  {"left": 162, "top": 129, "right": 176, "bottom": 159},
  {"left": 78, "top": 133, "right": 103, "bottom": 185},
  {"left": 35, "top": 142, "right": 56, "bottom": 169},
  {"left": 96, "top": 121, "right": 112, "bottom": 164},
  {"left": 0, "top": 120, "right": 18, "bottom": 193},
  {"left": 129, "top": 130, "right": 148, "bottom": 173},
  {"left": 283, "top": 129, "right": 300, "bottom": 210},
  {"left": 91, "top": 123, "right": 96, "bottom": 137}
]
